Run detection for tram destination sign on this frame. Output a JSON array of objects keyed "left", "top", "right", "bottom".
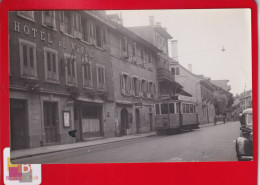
[{"left": 178, "top": 95, "right": 197, "bottom": 103}]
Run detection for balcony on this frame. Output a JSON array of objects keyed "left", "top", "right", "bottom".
[{"left": 157, "top": 68, "right": 175, "bottom": 83}]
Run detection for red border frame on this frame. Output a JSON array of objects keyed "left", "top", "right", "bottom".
[{"left": 0, "top": 0, "right": 258, "bottom": 185}]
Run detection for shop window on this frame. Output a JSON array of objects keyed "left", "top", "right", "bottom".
[
  {"left": 64, "top": 54, "right": 77, "bottom": 85},
  {"left": 44, "top": 47, "right": 59, "bottom": 82},
  {"left": 19, "top": 39, "right": 37, "bottom": 78},
  {"left": 60, "top": 11, "right": 73, "bottom": 35},
  {"left": 169, "top": 103, "right": 175, "bottom": 114},
  {"left": 161, "top": 103, "right": 169, "bottom": 115},
  {"left": 42, "top": 11, "right": 56, "bottom": 28},
  {"left": 18, "top": 11, "right": 34, "bottom": 21},
  {"left": 82, "top": 62, "right": 92, "bottom": 88},
  {"left": 96, "top": 64, "right": 105, "bottom": 90}
]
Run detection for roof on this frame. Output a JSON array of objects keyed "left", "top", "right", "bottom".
[
  {"left": 127, "top": 25, "right": 173, "bottom": 39},
  {"left": 108, "top": 21, "right": 161, "bottom": 53}
]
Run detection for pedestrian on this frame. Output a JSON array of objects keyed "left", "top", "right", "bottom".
[
  {"left": 214, "top": 115, "right": 217, "bottom": 125},
  {"left": 223, "top": 113, "right": 226, "bottom": 124}
]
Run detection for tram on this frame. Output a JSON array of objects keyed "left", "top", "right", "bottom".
[{"left": 155, "top": 95, "right": 199, "bottom": 134}]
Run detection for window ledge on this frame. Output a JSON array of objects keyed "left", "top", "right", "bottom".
[
  {"left": 45, "top": 80, "right": 60, "bottom": 85},
  {"left": 80, "top": 39, "right": 91, "bottom": 46},
  {"left": 66, "top": 83, "right": 77, "bottom": 87},
  {"left": 97, "top": 88, "right": 106, "bottom": 92},
  {"left": 42, "top": 24, "right": 58, "bottom": 31},
  {"left": 95, "top": 45, "right": 105, "bottom": 51},
  {"left": 21, "top": 76, "right": 38, "bottom": 80},
  {"left": 83, "top": 86, "right": 93, "bottom": 90},
  {"left": 62, "top": 32, "right": 75, "bottom": 39}
]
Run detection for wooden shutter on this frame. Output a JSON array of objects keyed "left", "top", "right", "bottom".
[{"left": 120, "top": 73, "right": 124, "bottom": 95}]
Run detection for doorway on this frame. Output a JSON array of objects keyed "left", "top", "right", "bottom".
[
  {"left": 135, "top": 108, "right": 140, "bottom": 133},
  {"left": 149, "top": 113, "right": 153, "bottom": 131},
  {"left": 43, "top": 102, "right": 59, "bottom": 144},
  {"left": 10, "top": 99, "right": 28, "bottom": 150},
  {"left": 120, "top": 108, "right": 129, "bottom": 136}
]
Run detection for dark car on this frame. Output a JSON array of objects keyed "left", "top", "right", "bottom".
[{"left": 235, "top": 108, "right": 253, "bottom": 161}]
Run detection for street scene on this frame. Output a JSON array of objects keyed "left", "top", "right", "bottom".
[
  {"left": 9, "top": 10, "right": 252, "bottom": 163},
  {"left": 12, "top": 121, "right": 240, "bottom": 163}
]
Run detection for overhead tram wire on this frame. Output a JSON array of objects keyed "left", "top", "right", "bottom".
[{"left": 170, "top": 46, "right": 226, "bottom": 64}]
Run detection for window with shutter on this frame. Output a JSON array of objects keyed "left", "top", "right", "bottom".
[
  {"left": 64, "top": 54, "right": 77, "bottom": 85},
  {"left": 96, "top": 64, "right": 105, "bottom": 90},
  {"left": 74, "top": 13, "right": 82, "bottom": 39},
  {"left": 19, "top": 39, "right": 37, "bottom": 79},
  {"left": 42, "top": 11, "right": 56, "bottom": 29},
  {"left": 60, "top": 11, "right": 73, "bottom": 35},
  {"left": 44, "top": 47, "right": 59, "bottom": 82},
  {"left": 82, "top": 62, "right": 92, "bottom": 88},
  {"left": 82, "top": 18, "right": 90, "bottom": 42},
  {"left": 95, "top": 25, "right": 102, "bottom": 48}
]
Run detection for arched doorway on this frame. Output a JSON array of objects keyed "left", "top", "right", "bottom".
[
  {"left": 120, "top": 108, "right": 128, "bottom": 136},
  {"left": 135, "top": 108, "right": 140, "bottom": 133}
]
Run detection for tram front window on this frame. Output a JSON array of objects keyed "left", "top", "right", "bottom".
[
  {"left": 169, "top": 103, "right": 175, "bottom": 114},
  {"left": 161, "top": 103, "right": 169, "bottom": 114}
]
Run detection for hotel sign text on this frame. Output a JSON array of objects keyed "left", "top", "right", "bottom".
[{"left": 13, "top": 20, "right": 94, "bottom": 58}]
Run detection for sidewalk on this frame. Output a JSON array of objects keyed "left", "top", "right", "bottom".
[
  {"left": 11, "top": 132, "right": 156, "bottom": 160},
  {"left": 199, "top": 121, "right": 227, "bottom": 128}
]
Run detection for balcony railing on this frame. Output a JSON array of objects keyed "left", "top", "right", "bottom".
[{"left": 157, "top": 68, "right": 175, "bottom": 83}]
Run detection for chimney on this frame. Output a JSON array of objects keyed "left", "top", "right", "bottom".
[
  {"left": 149, "top": 16, "right": 154, "bottom": 26},
  {"left": 171, "top": 40, "right": 179, "bottom": 61},
  {"left": 188, "top": 64, "right": 192, "bottom": 73}
]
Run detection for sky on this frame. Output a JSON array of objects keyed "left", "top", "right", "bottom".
[{"left": 106, "top": 9, "right": 252, "bottom": 96}]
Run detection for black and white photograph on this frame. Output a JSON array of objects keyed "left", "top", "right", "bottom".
[{"left": 9, "top": 9, "right": 252, "bottom": 164}]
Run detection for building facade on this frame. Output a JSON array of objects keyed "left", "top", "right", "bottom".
[
  {"left": 9, "top": 11, "right": 117, "bottom": 149},
  {"left": 9, "top": 11, "right": 165, "bottom": 150},
  {"left": 170, "top": 62, "right": 216, "bottom": 124},
  {"left": 107, "top": 15, "right": 159, "bottom": 135},
  {"left": 239, "top": 90, "right": 252, "bottom": 111}
]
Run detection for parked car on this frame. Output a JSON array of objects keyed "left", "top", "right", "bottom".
[{"left": 235, "top": 108, "right": 253, "bottom": 161}]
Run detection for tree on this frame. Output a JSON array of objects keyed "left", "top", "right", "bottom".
[{"left": 213, "top": 92, "right": 228, "bottom": 115}]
